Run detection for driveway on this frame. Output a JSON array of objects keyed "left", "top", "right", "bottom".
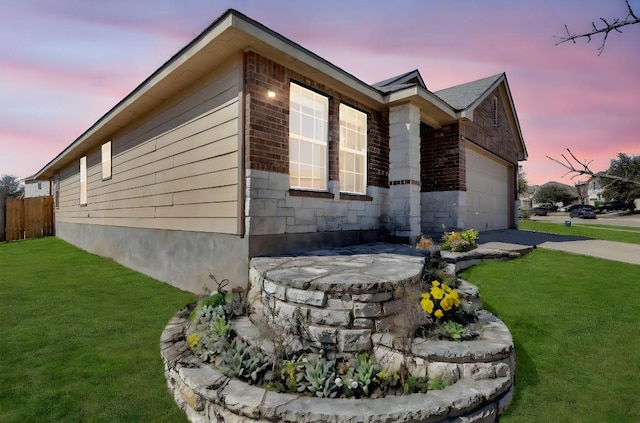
[{"left": 479, "top": 226, "right": 640, "bottom": 266}]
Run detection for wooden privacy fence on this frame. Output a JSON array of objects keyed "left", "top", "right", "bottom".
[{"left": 3, "top": 197, "right": 54, "bottom": 241}]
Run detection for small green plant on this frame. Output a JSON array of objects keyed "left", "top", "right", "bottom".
[
  {"left": 403, "top": 375, "right": 429, "bottom": 394},
  {"left": 280, "top": 359, "right": 302, "bottom": 392},
  {"left": 298, "top": 354, "right": 338, "bottom": 398},
  {"left": 441, "top": 229, "right": 479, "bottom": 252},
  {"left": 440, "top": 320, "right": 465, "bottom": 341},
  {"left": 352, "top": 353, "right": 382, "bottom": 395},
  {"left": 427, "top": 376, "right": 449, "bottom": 390}
]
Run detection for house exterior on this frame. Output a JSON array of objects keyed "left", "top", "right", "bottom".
[
  {"left": 34, "top": 9, "right": 527, "bottom": 293},
  {"left": 21, "top": 176, "right": 52, "bottom": 198},
  {"left": 586, "top": 177, "right": 604, "bottom": 205}
]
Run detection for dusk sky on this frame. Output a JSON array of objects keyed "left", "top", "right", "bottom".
[{"left": 1, "top": 0, "right": 638, "bottom": 186}]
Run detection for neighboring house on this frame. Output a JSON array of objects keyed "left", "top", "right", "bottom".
[
  {"left": 518, "top": 185, "right": 535, "bottom": 213},
  {"left": 34, "top": 9, "right": 527, "bottom": 293},
  {"left": 586, "top": 177, "right": 604, "bottom": 205},
  {"left": 21, "top": 175, "right": 51, "bottom": 198}
]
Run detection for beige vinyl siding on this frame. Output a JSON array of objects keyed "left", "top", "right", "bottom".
[{"left": 55, "top": 59, "right": 242, "bottom": 234}]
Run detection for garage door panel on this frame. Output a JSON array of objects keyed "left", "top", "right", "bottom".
[{"left": 465, "top": 148, "right": 510, "bottom": 231}]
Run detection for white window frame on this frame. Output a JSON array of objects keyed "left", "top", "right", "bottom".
[
  {"left": 79, "top": 156, "right": 87, "bottom": 206},
  {"left": 101, "top": 141, "right": 112, "bottom": 180},
  {"left": 339, "top": 103, "right": 367, "bottom": 194},
  {"left": 289, "top": 82, "right": 328, "bottom": 191}
]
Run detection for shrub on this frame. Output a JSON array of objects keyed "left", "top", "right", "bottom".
[
  {"left": 415, "top": 235, "right": 433, "bottom": 250},
  {"left": 441, "top": 229, "right": 479, "bottom": 252}
]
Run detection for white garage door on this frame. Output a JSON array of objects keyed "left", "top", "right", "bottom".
[{"left": 465, "top": 148, "right": 511, "bottom": 231}]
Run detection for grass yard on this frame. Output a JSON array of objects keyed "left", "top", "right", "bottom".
[
  {"left": 460, "top": 248, "right": 640, "bottom": 422},
  {"left": 519, "top": 219, "right": 640, "bottom": 245},
  {"left": 0, "top": 237, "right": 196, "bottom": 422}
]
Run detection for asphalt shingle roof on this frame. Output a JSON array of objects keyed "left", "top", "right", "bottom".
[{"left": 434, "top": 73, "right": 504, "bottom": 111}]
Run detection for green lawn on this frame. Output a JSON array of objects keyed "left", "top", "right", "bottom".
[
  {"left": 519, "top": 219, "right": 640, "bottom": 244},
  {"left": 0, "top": 237, "right": 195, "bottom": 422},
  {"left": 461, "top": 249, "right": 640, "bottom": 422}
]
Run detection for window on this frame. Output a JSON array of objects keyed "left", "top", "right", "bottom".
[
  {"left": 289, "top": 83, "right": 328, "bottom": 190},
  {"left": 79, "top": 156, "right": 87, "bottom": 205},
  {"left": 101, "top": 141, "right": 112, "bottom": 180},
  {"left": 339, "top": 104, "right": 367, "bottom": 194},
  {"left": 37, "top": 181, "right": 42, "bottom": 190}
]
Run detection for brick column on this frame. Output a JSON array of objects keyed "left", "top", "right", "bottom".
[{"left": 388, "top": 103, "right": 421, "bottom": 239}]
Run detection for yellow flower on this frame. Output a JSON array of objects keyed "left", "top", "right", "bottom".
[
  {"left": 449, "top": 290, "right": 461, "bottom": 306},
  {"left": 432, "top": 281, "right": 440, "bottom": 287},
  {"left": 187, "top": 333, "right": 200, "bottom": 348},
  {"left": 442, "top": 283, "right": 451, "bottom": 293},
  {"left": 441, "top": 295, "right": 453, "bottom": 311},
  {"left": 421, "top": 297, "right": 434, "bottom": 313},
  {"left": 421, "top": 292, "right": 431, "bottom": 299},
  {"left": 434, "top": 309, "right": 444, "bottom": 319},
  {"left": 431, "top": 286, "right": 445, "bottom": 300}
]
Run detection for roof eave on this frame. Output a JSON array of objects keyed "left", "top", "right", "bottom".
[
  {"left": 384, "top": 86, "right": 457, "bottom": 127},
  {"left": 34, "top": 10, "right": 387, "bottom": 180}
]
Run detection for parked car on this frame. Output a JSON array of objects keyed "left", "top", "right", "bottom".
[
  {"left": 561, "top": 204, "right": 582, "bottom": 212},
  {"left": 599, "top": 200, "right": 629, "bottom": 212},
  {"left": 569, "top": 207, "right": 597, "bottom": 219},
  {"left": 538, "top": 203, "right": 558, "bottom": 211},
  {"left": 530, "top": 207, "right": 549, "bottom": 216}
]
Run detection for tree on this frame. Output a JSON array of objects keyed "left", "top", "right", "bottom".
[
  {"left": 601, "top": 153, "right": 640, "bottom": 210},
  {"left": 534, "top": 183, "right": 576, "bottom": 206},
  {"left": 517, "top": 166, "right": 529, "bottom": 195},
  {"left": 556, "top": 0, "right": 640, "bottom": 55},
  {"left": 0, "top": 174, "right": 23, "bottom": 199},
  {"left": 547, "top": 149, "right": 640, "bottom": 187}
]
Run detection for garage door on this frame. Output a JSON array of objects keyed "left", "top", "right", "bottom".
[{"left": 465, "top": 148, "right": 511, "bottom": 230}]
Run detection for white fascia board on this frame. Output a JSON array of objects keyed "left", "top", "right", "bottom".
[{"left": 384, "top": 86, "right": 456, "bottom": 119}]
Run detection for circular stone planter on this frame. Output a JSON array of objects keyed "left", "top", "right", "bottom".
[
  {"left": 161, "top": 298, "right": 515, "bottom": 423},
  {"left": 161, "top": 244, "right": 523, "bottom": 422}
]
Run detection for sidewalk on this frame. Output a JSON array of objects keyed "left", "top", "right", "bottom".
[{"left": 478, "top": 229, "right": 640, "bottom": 266}]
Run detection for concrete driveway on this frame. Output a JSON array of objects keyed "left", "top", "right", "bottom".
[{"left": 479, "top": 219, "right": 640, "bottom": 266}]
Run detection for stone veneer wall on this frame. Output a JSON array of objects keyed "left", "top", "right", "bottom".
[
  {"left": 420, "top": 190, "right": 466, "bottom": 234},
  {"left": 245, "top": 169, "right": 389, "bottom": 241},
  {"left": 247, "top": 250, "right": 425, "bottom": 355}
]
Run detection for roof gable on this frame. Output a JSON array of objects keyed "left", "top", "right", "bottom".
[
  {"left": 436, "top": 73, "right": 527, "bottom": 161},
  {"left": 373, "top": 69, "right": 427, "bottom": 93},
  {"left": 434, "top": 73, "right": 503, "bottom": 111}
]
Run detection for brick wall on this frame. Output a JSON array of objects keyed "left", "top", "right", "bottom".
[
  {"left": 420, "top": 122, "right": 465, "bottom": 192},
  {"left": 459, "top": 90, "right": 519, "bottom": 165},
  {"left": 244, "top": 51, "right": 389, "bottom": 188}
]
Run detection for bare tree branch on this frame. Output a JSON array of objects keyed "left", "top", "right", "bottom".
[
  {"left": 556, "top": 0, "right": 640, "bottom": 55},
  {"left": 547, "top": 149, "right": 640, "bottom": 186}
]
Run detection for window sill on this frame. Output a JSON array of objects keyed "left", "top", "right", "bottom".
[
  {"left": 340, "top": 193, "right": 372, "bottom": 202},
  {"left": 288, "top": 189, "right": 334, "bottom": 199}
]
